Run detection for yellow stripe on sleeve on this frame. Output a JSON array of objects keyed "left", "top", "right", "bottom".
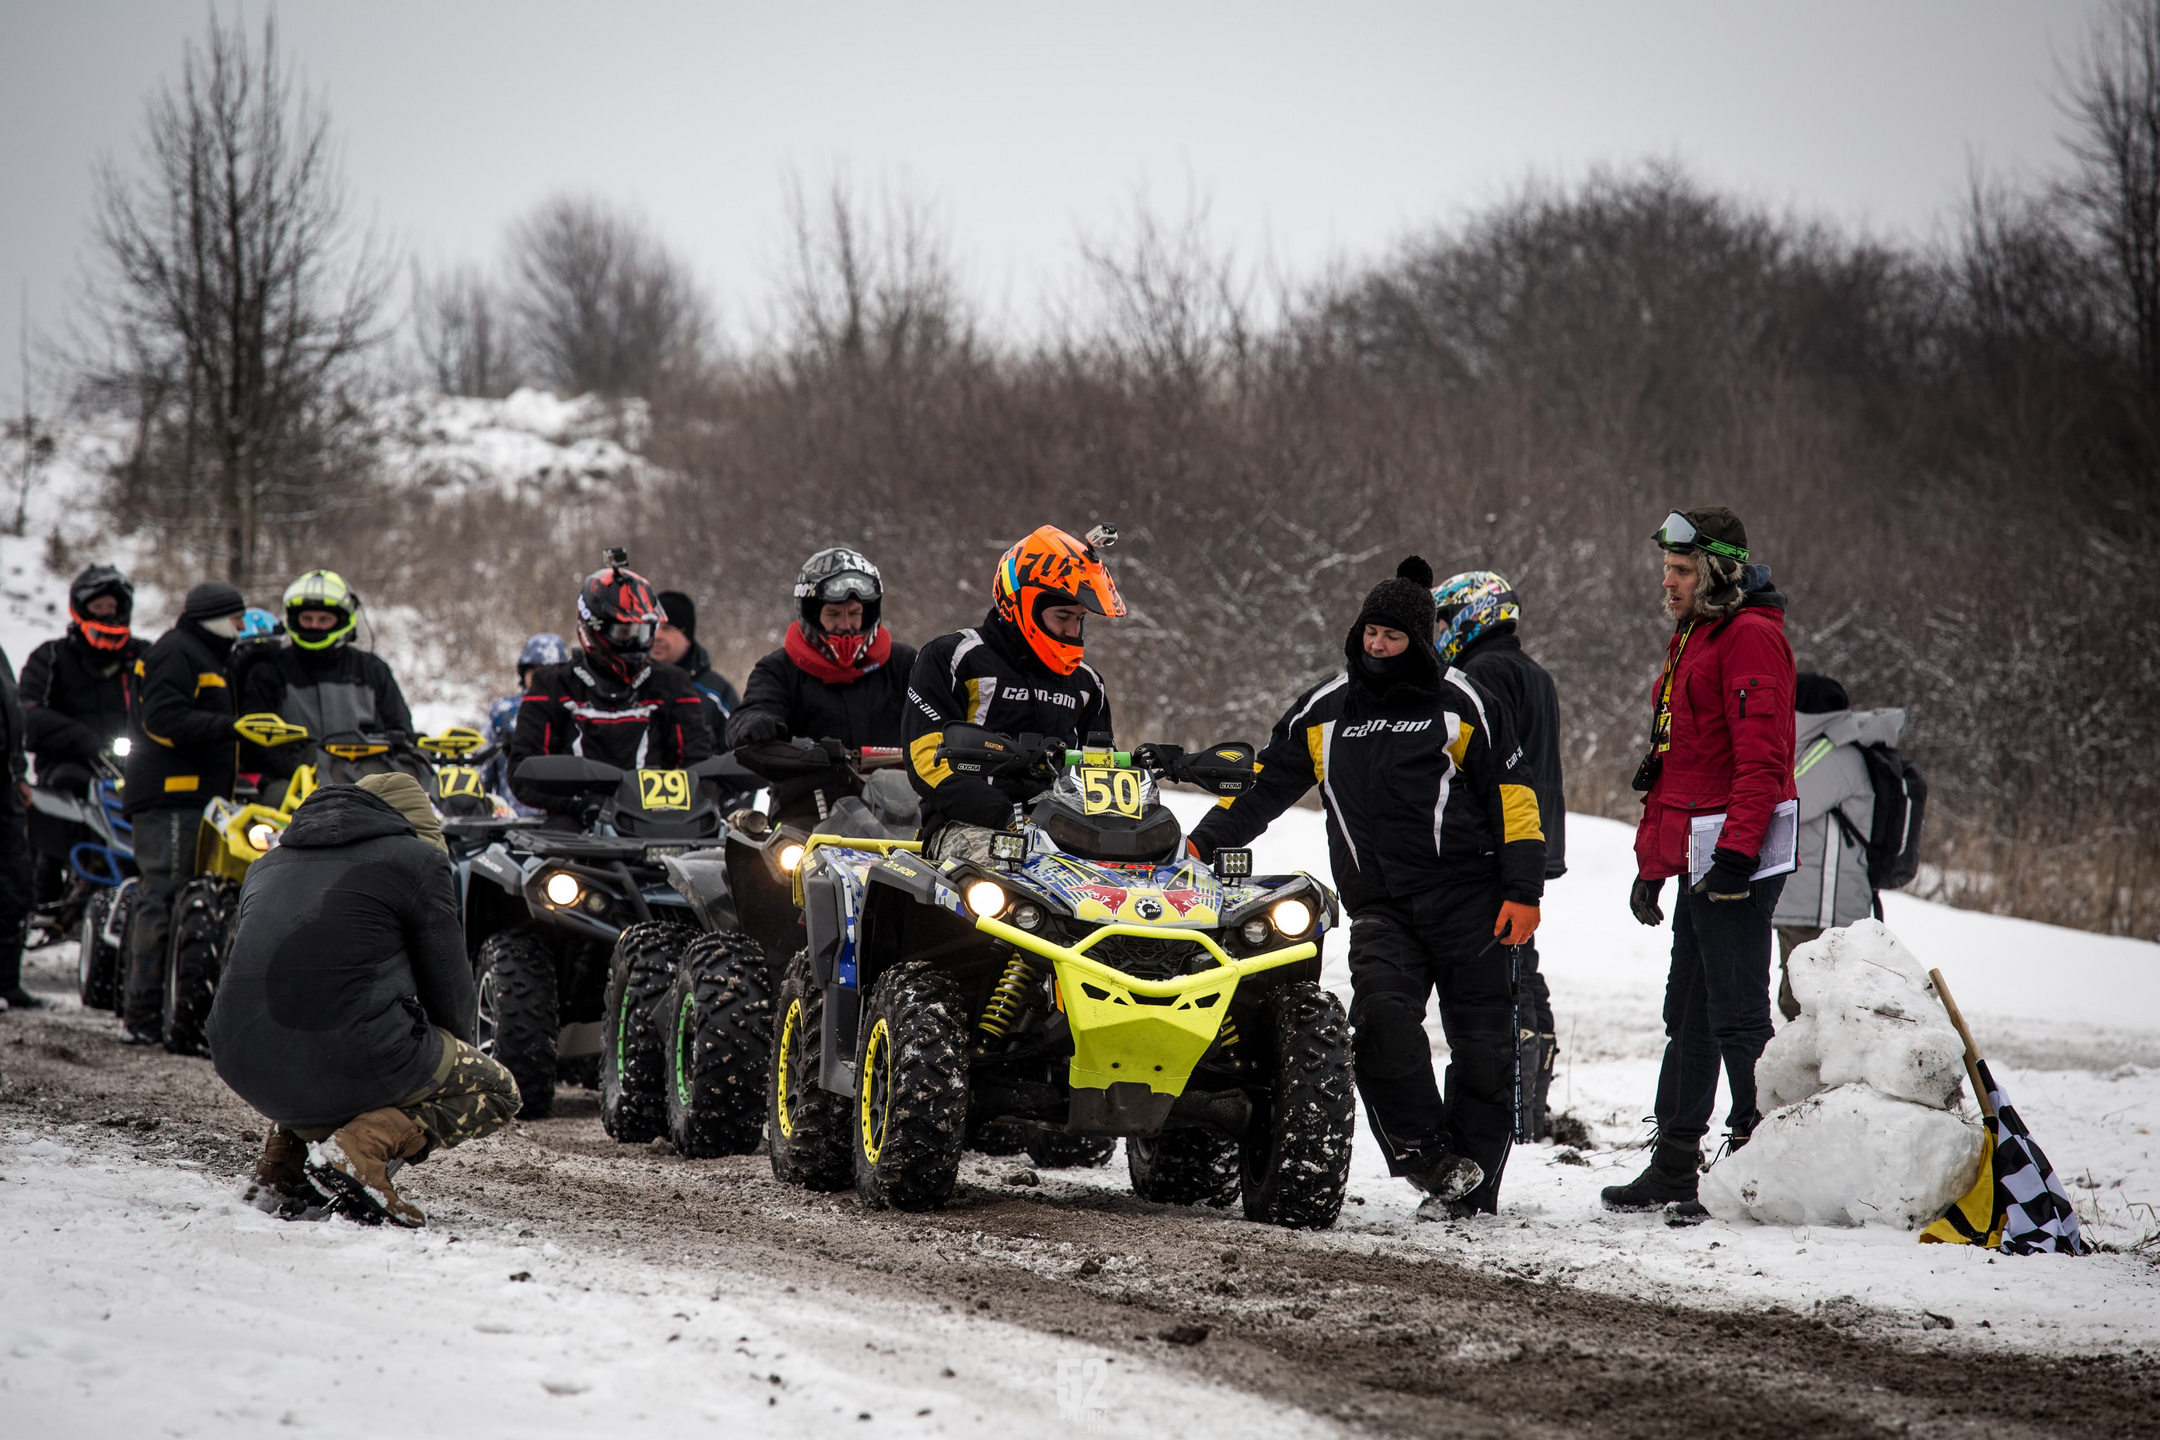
[
  {"left": 1499, "top": 783, "right": 1544, "bottom": 844},
  {"left": 909, "top": 730, "right": 952, "bottom": 787},
  {"left": 1304, "top": 727, "right": 1326, "bottom": 784},
  {"left": 1445, "top": 716, "right": 1473, "bottom": 768}
]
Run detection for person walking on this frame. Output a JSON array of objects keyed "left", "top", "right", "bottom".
[{"left": 1605, "top": 508, "right": 1797, "bottom": 1214}]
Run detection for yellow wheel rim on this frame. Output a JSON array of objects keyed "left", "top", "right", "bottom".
[
  {"left": 775, "top": 999, "right": 802, "bottom": 1139},
  {"left": 859, "top": 1017, "right": 892, "bottom": 1164}
]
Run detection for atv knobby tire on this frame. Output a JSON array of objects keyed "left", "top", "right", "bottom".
[
  {"left": 769, "top": 949, "right": 852, "bottom": 1190},
  {"left": 162, "top": 877, "right": 232, "bottom": 1056},
  {"left": 852, "top": 962, "right": 969, "bottom": 1211},
  {"left": 1240, "top": 982, "right": 1355, "bottom": 1228},
  {"left": 1023, "top": 1130, "right": 1116, "bottom": 1169},
  {"left": 661, "top": 932, "right": 772, "bottom": 1158},
  {"left": 77, "top": 882, "right": 129, "bottom": 1012},
  {"left": 480, "top": 928, "right": 559, "bottom": 1119},
  {"left": 967, "top": 1122, "right": 1029, "bottom": 1156},
  {"left": 599, "top": 921, "right": 698, "bottom": 1143},
  {"left": 1128, "top": 1128, "right": 1242, "bottom": 1207}
]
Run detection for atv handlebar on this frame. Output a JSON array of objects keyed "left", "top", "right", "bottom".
[{"left": 933, "top": 726, "right": 1256, "bottom": 797}]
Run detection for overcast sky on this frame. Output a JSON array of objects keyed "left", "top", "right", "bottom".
[{"left": 0, "top": 0, "right": 2114, "bottom": 407}]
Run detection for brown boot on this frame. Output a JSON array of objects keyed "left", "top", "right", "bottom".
[
  {"left": 322, "top": 1108, "right": 429, "bottom": 1228},
  {"left": 243, "top": 1125, "right": 312, "bottom": 1213}
]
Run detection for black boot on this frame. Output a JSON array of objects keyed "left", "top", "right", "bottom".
[
  {"left": 1402, "top": 1142, "right": 1484, "bottom": 1205},
  {"left": 1600, "top": 1137, "right": 1700, "bottom": 1212}
]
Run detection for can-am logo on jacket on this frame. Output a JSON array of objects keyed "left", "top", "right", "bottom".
[{"left": 1338, "top": 717, "right": 1433, "bottom": 739}]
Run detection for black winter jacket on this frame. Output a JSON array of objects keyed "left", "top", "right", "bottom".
[
  {"left": 904, "top": 613, "right": 1113, "bottom": 832},
  {"left": 123, "top": 619, "right": 237, "bottom": 815},
  {"left": 508, "top": 652, "right": 714, "bottom": 814},
  {"left": 21, "top": 631, "right": 145, "bottom": 779},
  {"left": 240, "top": 643, "right": 414, "bottom": 783},
  {"left": 727, "top": 633, "right": 918, "bottom": 825},
  {"left": 1192, "top": 626, "right": 1547, "bottom": 912},
  {"left": 1454, "top": 627, "right": 1568, "bottom": 879},
  {"left": 674, "top": 639, "right": 742, "bottom": 741},
  {"left": 207, "top": 786, "right": 472, "bottom": 1130},
  {"left": 0, "top": 646, "right": 24, "bottom": 797}
]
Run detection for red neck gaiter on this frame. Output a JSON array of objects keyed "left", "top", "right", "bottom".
[{"left": 785, "top": 621, "right": 891, "bottom": 685}]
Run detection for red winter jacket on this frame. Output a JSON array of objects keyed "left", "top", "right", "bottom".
[{"left": 1634, "top": 591, "right": 1798, "bottom": 880}]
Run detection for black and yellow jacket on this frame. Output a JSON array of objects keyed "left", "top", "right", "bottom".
[
  {"left": 123, "top": 618, "right": 237, "bottom": 815},
  {"left": 904, "top": 612, "right": 1113, "bottom": 831},
  {"left": 1191, "top": 626, "right": 1546, "bottom": 913}
]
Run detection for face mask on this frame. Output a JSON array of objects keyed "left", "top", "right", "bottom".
[{"left": 201, "top": 613, "right": 245, "bottom": 639}]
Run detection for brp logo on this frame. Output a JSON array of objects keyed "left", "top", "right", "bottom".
[{"left": 1134, "top": 897, "right": 1164, "bottom": 921}]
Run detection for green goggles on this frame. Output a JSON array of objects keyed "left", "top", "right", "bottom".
[{"left": 1653, "top": 510, "right": 1749, "bottom": 562}]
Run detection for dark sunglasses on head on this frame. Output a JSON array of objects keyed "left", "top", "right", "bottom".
[{"left": 1653, "top": 510, "right": 1749, "bottom": 562}]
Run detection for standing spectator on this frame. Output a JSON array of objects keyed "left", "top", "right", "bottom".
[
  {"left": 0, "top": 643, "right": 39, "bottom": 1010},
  {"left": 653, "top": 590, "right": 741, "bottom": 740},
  {"left": 1605, "top": 508, "right": 1796, "bottom": 1214},
  {"left": 121, "top": 581, "right": 247, "bottom": 1044},
  {"left": 1771, "top": 672, "right": 1907, "bottom": 1017},
  {"left": 1432, "top": 569, "right": 1568, "bottom": 1139}
]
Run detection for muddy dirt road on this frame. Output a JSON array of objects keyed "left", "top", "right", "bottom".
[{"left": 4, "top": 1003, "right": 2152, "bottom": 1440}]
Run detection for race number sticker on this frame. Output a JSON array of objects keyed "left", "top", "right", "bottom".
[
  {"left": 637, "top": 768, "right": 692, "bottom": 810},
  {"left": 437, "top": 765, "right": 486, "bottom": 799},
  {"left": 1077, "top": 766, "right": 1143, "bottom": 818}
]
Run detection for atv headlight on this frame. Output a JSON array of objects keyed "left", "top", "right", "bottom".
[
  {"left": 1240, "top": 918, "right": 1270, "bottom": 947},
  {"left": 543, "top": 870, "right": 581, "bottom": 907},
  {"left": 111, "top": 736, "right": 133, "bottom": 758},
  {"left": 1269, "top": 897, "right": 1314, "bottom": 938},
  {"left": 964, "top": 879, "right": 1008, "bottom": 918},
  {"left": 245, "top": 821, "right": 279, "bottom": 853},
  {"left": 777, "top": 842, "right": 806, "bottom": 873},
  {"left": 1011, "top": 902, "right": 1044, "bottom": 931}
]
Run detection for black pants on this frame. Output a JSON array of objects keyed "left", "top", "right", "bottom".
[
  {"left": 1514, "top": 936, "right": 1554, "bottom": 1034},
  {"left": 1345, "top": 879, "right": 1516, "bottom": 1213},
  {"left": 1653, "top": 873, "right": 1787, "bottom": 1148},
  {"left": 125, "top": 808, "right": 195, "bottom": 1035},
  {"left": 0, "top": 798, "right": 32, "bottom": 993}
]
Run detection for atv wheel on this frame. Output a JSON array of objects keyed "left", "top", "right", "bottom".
[
  {"left": 1128, "top": 1128, "right": 1241, "bottom": 1207},
  {"left": 599, "top": 921, "right": 698, "bottom": 1143},
  {"left": 77, "top": 884, "right": 124, "bottom": 1011},
  {"left": 661, "top": 933, "right": 773, "bottom": 1158},
  {"left": 480, "top": 928, "right": 559, "bottom": 1119},
  {"left": 769, "top": 949, "right": 852, "bottom": 1190},
  {"left": 1023, "top": 1131, "right": 1116, "bottom": 1169},
  {"left": 852, "top": 962, "right": 969, "bottom": 1211},
  {"left": 1240, "top": 983, "right": 1355, "bottom": 1229},
  {"left": 162, "top": 877, "right": 232, "bottom": 1056},
  {"left": 967, "top": 1122, "right": 1029, "bottom": 1157}
]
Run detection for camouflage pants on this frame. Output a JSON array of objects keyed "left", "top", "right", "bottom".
[
  {"left": 925, "top": 822, "right": 999, "bottom": 866},
  {"left": 291, "top": 1030, "right": 519, "bottom": 1154}
]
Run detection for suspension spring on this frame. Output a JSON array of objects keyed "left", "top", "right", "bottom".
[{"left": 978, "top": 952, "right": 1041, "bottom": 1039}]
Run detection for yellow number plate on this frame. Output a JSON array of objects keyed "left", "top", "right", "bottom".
[
  {"left": 1077, "top": 766, "right": 1143, "bottom": 818},
  {"left": 637, "top": 768, "right": 693, "bottom": 811},
  {"left": 437, "top": 765, "right": 486, "bottom": 799}
]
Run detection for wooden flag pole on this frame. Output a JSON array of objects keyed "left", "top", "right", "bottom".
[{"left": 1929, "top": 968, "right": 1996, "bottom": 1121}]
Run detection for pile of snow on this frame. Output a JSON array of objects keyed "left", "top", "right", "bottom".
[
  {"left": 1701, "top": 921, "right": 1984, "bottom": 1229},
  {"left": 369, "top": 387, "right": 664, "bottom": 500}
]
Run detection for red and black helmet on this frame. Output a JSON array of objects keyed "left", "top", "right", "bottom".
[{"left": 574, "top": 547, "right": 666, "bottom": 689}]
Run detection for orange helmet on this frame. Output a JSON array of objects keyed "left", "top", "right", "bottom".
[{"left": 992, "top": 524, "right": 1126, "bottom": 675}]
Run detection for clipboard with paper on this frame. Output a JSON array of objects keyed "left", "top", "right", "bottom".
[{"left": 1687, "top": 797, "right": 1800, "bottom": 885}]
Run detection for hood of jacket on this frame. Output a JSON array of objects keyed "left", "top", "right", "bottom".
[
  {"left": 279, "top": 783, "right": 417, "bottom": 850},
  {"left": 1797, "top": 705, "right": 1905, "bottom": 751}
]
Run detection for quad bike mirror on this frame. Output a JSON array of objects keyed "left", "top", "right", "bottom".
[
  {"left": 511, "top": 754, "right": 626, "bottom": 795},
  {"left": 234, "top": 713, "right": 310, "bottom": 748},
  {"left": 417, "top": 726, "right": 488, "bottom": 758},
  {"left": 1175, "top": 740, "right": 1257, "bottom": 796},
  {"left": 934, "top": 724, "right": 1028, "bottom": 777}
]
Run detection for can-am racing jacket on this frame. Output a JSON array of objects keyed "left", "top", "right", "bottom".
[
  {"left": 904, "top": 612, "right": 1113, "bottom": 832},
  {"left": 508, "top": 653, "right": 713, "bottom": 815},
  {"left": 1192, "top": 652, "right": 1546, "bottom": 914}
]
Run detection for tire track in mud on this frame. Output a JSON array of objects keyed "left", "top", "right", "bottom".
[{"left": 6, "top": 1008, "right": 2155, "bottom": 1439}]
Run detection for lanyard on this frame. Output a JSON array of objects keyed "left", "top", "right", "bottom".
[{"left": 1651, "top": 621, "right": 1696, "bottom": 754}]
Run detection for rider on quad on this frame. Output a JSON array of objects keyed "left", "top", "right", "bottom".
[
  {"left": 903, "top": 524, "right": 1122, "bottom": 861},
  {"left": 507, "top": 551, "right": 714, "bottom": 819},
  {"left": 239, "top": 571, "right": 413, "bottom": 787},
  {"left": 21, "top": 566, "right": 145, "bottom": 931},
  {"left": 726, "top": 548, "right": 917, "bottom": 830},
  {"left": 485, "top": 633, "right": 570, "bottom": 812}
]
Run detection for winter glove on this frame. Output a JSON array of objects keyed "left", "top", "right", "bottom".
[
  {"left": 1184, "top": 834, "right": 1213, "bottom": 863},
  {"left": 1691, "top": 848, "right": 1758, "bottom": 902},
  {"left": 1492, "top": 901, "right": 1540, "bottom": 946},
  {"left": 1629, "top": 876, "right": 1665, "bottom": 927},
  {"left": 724, "top": 709, "right": 788, "bottom": 747}
]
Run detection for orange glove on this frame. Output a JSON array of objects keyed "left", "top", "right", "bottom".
[{"left": 1493, "top": 901, "right": 1541, "bottom": 946}]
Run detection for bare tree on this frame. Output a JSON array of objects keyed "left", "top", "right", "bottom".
[
  {"left": 411, "top": 259, "right": 516, "bottom": 397},
  {"left": 506, "top": 195, "right": 711, "bottom": 398},
  {"left": 76, "top": 11, "right": 390, "bottom": 586},
  {"left": 2063, "top": 0, "right": 2160, "bottom": 379},
  {"left": 778, "top": 173, "right": 973, "bottom": 374}
]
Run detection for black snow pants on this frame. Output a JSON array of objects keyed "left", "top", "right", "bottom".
[
  {"left": 1653, "top": 873, "right": 1788, "bottom": 1147},
  {"left": 0, "top": 793, "right": 33, "bottom": 995},
  {"left": 1345, "top": 877, "right": 1516, "bottom": 1213},
  {"left": 124, "top": 808, "right": 194, "bottom": 1038}
]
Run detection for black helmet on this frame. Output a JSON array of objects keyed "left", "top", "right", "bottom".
[
  {"left": 575, "top": 547, "right": 666, "bottom": 690},
  {"left": 794, "top": 547, "right": 883, "bottom": 633},
  {"left": 69, "top": 565, "right": 135, "bottom": 652}
]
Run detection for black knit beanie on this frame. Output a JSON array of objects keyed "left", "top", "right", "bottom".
[
  {"left": 181, "top": 581, "right": 246, "bottom": 622},
  {"left": 658, "top": 590, "right": 696, "bottom": 638},
  {"left": 1356, "top": 556, "right": 1437, "bottom": 637}
]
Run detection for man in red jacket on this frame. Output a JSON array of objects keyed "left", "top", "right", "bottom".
[{"left": 1604, "top": 506, "right": 1797, "bottom": 1215}]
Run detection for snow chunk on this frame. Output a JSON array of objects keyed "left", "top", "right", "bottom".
[
  {"left": 1700, "top": 1084, "right": 1984, "bottom": 1228},
  {"left": 1777, "top": 920, "right": 1968, "bottom": 1109},
  {"left": 1756, "top": 1014, "right": 1821, "bottom": 1111}
]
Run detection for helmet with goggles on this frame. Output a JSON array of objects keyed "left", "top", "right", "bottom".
[
  {"left": 575, "top": 548, "right": 665, "bottom": 690},
  {"left": 1431, "top": 570, "right": 1520, "bottom": 666},
  {"left": 794, "top": 547, "right": 884, "bottom": 667},
  {"left": 68, "top": 565, "right": 135, "bottom": 652},
  {"left": 991, "top": 524, "right": 1126, "bottom": 676},
  {"left": 282, "top": 570, "right": 361, "bottom": 651}
]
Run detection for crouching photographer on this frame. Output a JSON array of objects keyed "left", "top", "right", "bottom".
[{"left": 206, "top": 773, "right": 517, "bottom": 1227}]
